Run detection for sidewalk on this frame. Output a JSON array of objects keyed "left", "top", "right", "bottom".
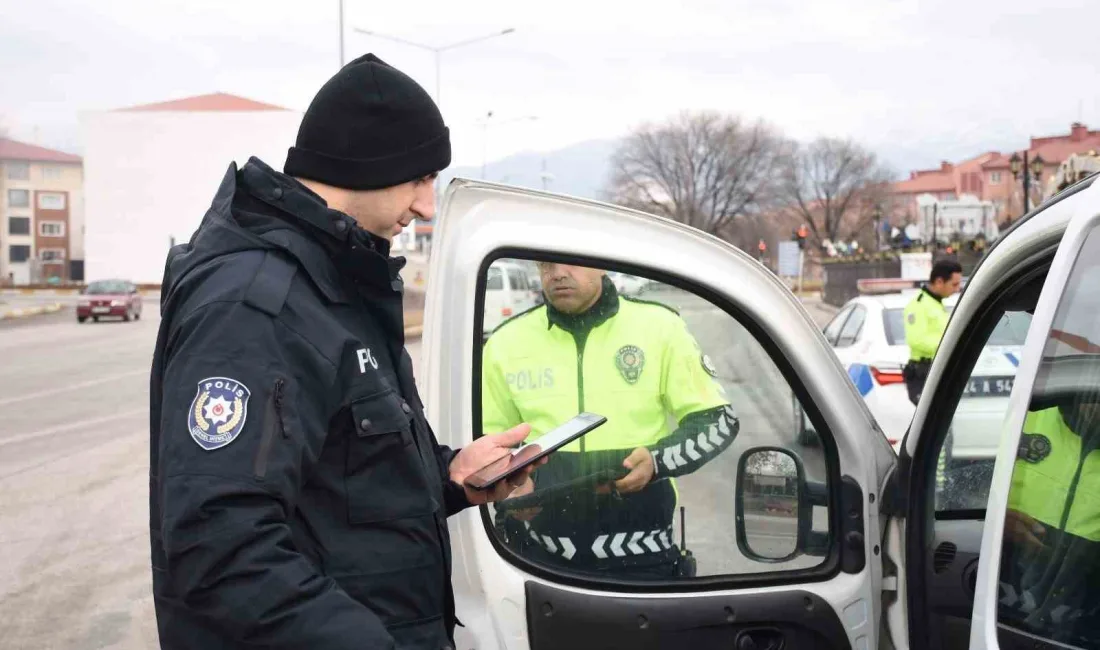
[
  {"left": 0, "top": 302, "right": 63, "bottom": 321},
  {"left": 799, "top": 293, "right": 839, "bottom": 328}
]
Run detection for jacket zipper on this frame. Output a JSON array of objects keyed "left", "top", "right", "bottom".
[
  {"left": 575, "top": 333, "right": 588, "bottom": 452},
  {"left": 254, "top": 378, "right": 285, "bottom": 479}
]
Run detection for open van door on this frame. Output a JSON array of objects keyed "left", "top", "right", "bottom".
[
  {"left": 420, "top": 179, "right": 896, "bottom": 649},
  {"left": 891, "top": 175, "right": 1100, "bottom": 650}
]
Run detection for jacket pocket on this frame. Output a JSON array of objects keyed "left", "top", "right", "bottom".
[
  {"left": 252, "top": 377, "right": 285, "bottom": 479},
  {"left": 346, "top": 389, "right": 435, "bottom": 524}
]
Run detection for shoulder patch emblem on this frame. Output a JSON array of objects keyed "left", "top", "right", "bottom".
[
  {"left": 188, "top": 377, "right": 251, "bottom": 451},
  {"left": 907, "top": 313, "right": 916, "bottom": 325},
  {"left": 615, "top": 345, "right": 646, "bottom": 384},
  {"left": 701, "top": 354, "right": 719, "bottom": 378},
  {"left": 1017, "top": 433, "right": 1052, "bottom": 464}
]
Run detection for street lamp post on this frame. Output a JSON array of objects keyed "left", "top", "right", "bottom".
[
  {"left": 350, "top": 26, "right": 517, "bottom": 251},
  {"left": 351, "top": 27, "right": 516, "bottom": 107},
  {"left": 338, "top": 0, "right": 345, "bottom": 66},
  {"left": 1009, "top": 150, "right": 1046, "bottom": 219}
]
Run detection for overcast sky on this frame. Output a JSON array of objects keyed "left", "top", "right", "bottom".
[{"left": 2, "top": 0, "right": 1098, "bottom": 172}]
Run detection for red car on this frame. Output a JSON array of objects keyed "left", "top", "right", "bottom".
[{"left": 77, "top": 279, "right": 144, "bottom": 323}]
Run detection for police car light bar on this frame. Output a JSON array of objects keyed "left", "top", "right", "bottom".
[{"left": 857, "top": 278, "right": 922, "bottom": 295}]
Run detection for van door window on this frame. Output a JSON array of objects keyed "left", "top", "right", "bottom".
[{"left": 997, "top": 227, "right": 1100, "bottom": 648}]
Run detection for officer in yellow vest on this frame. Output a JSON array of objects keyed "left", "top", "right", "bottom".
[
  {"left": 902, "top": 259, "right": 963, "bottom": 405},
  {"left": 1000, "top": 399, "right": 1100, "bottom": 636},
  {"left": 482, "top": 261, "right": 739, "bottom": 579}
]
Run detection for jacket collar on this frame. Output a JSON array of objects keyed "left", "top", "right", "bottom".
[
  {"left": 920, "top": 285, "right": 944, "bottom": 304},
  {"left": 230, "top": 157, "right": 405, "bottom": 302},
  {"left": 546, "top": 276, "right": 620, "bottom": 334}
]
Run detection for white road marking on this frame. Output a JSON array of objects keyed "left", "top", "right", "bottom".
[
  {"left": 0, "top": 408, "right": 146, "bottom": 448},
  {"left": 0, "top": 369, "right": 146, "bottom": 407}
]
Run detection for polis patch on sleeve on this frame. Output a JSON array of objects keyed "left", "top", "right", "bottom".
[{"left": 188, "top": 377, "right": 251, "bottom": 451}]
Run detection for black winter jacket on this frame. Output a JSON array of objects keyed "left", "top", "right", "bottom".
[{"left": 149, "top": 157, "right": 468, "bottom": 650}]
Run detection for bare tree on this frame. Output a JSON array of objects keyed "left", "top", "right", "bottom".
[
  {"left": 605, "top": 111, "right": 790, "bottom": 237},
  {"left": 778, "top": 137, "right": 895, "bottom": 248}
]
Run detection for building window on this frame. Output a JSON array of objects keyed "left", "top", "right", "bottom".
[
  {"left": 39, "top": 248, "right": 66, "bottom": 261},
  {"left": 9, "top": 217, "right": 30, "bottom": 235},
  {"left": 6, "top": 162, "right": 30, "bottom": 180},
  {"left": 41, "top": 166, "right": 62, "bottom": 181},
  {"left": 8, "top": 189, "right": 29, "bottom": 208},
  {"left": 990, "top": 171, "right": 1003, "bottom": 184},
  {"left": 9, "top": 245, "right": 31, "bottom": 263},
  {"left": 39, "top": 221, "right": 65, "bottom": 237},
  {"left": 37, "top": 192, "right": 66, "bottom": 210}
]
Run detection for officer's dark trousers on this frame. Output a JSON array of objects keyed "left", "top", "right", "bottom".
[{"left": 903, "top": 360, "right": 931, "bottom": 406}]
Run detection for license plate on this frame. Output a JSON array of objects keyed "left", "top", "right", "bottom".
[
  {"left": 92, "top": 306, "right": 110, "bottom": 314},
  {"left": 964, "top": 376, "right": 1014, "bottom": 397}
]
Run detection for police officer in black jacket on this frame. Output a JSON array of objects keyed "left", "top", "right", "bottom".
[{"left": 149, "top": 53, "right": 536, "bottom": 650}]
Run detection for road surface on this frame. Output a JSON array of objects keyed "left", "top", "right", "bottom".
[{"left": 0, "top": 289, "right": 837, "bottom": 648}]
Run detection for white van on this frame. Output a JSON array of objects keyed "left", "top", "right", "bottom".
[
  {"left": 482, "top": 260, "right": 539, "bottom": 336},
  {"left": 422, "top": 172, "right": 1100, "bottom": 650}
]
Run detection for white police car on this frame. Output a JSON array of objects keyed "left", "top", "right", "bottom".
[{"left": 807, "top": 282, "right": 1028, "bottom": 455}]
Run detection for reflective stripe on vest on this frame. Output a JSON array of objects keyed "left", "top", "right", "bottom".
[{"left": 1008, "top": 407, "right": 1100, "bottom": 542}]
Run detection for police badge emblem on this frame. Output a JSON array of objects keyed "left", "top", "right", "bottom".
[
  {"left": 188, "top": 377, "right": 251, "bottom": 451},
  {"left": 615, "top": 345, "right": 645, "bottom": 384},
  {"left": 1017, "top": 433, "right": 1052, "bottom": 463}
]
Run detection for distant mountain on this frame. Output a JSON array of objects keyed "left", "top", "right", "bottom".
[{"left": 441, "top": 139, "right": 619, "bottom": 201}]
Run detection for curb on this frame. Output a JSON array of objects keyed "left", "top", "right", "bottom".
[{"left": 0, "top": 302, "right": 64, "bottom": 321}]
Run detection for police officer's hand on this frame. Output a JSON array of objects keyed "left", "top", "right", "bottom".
[
  {"left": 504, "top": 477, "right": 542, "bottom": 521},
  {"left": 609, "top": 447, "right": 655, "bottom": 495},
  {"left": 451, "top": 423, "right": 546, "bottom": 505},
  {"left": 1004, "top": 509, "right": 1046, "bottom": 552}
]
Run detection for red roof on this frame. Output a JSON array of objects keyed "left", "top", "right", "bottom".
[
  {"left": 0, "top": 138, "right": 82, "bottom": 164},
  {"left": 118, "top": 92, "right": 289, "bottom": 112},
  {"left": 893, "top": 171, "right": 955, "bottom": 194}
]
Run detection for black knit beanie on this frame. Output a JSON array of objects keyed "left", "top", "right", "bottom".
[{"left": 284, "top": 53, "right": 450, "bottom": 190}]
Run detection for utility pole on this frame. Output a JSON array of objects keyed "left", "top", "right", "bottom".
[
  {"left": 1022, "top": 150, "right": 1031, "bottom": 213},
  {"left": 932, "top": 203, "right": 938, "bottom": 251},
  {"left": 338, "top": 0, "right": 345, "bottom": 67}
]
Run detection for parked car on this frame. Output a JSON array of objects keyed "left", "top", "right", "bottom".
[
  {"left": 799, "top": 290, "right": 1029, "bottom": 453},
  {"left": 77, "top": 279, "right": 143, "bottom": 323},
  {"left": 606, "top": 270, "right": 650, "bottom": 296}
]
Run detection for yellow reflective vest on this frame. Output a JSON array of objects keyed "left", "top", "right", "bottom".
[
  {"left": 1008, "top": 407, "right": 1100, "bottom": 542},
  {"left": 903, "top": 288, "right": 950, "bottom": 361},
  {"left": 482, "top": 296, "right": 728, "bottom": 453}
]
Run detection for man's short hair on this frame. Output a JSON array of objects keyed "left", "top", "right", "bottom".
[{"left": 930, "top": 259, "right": 963, "bottom": 283}]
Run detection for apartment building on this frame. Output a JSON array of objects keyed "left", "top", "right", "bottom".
[
  {"left": 892, "top": 122, "right": 1100, "bottom": 225},
  {"left": 0, "top": 138, "right": 84, "bottom": 285}
]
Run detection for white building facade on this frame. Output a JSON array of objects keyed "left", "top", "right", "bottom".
[
  {"left": 915, "top": 193, "right": 999, "bottom": 243},
  {"left": 81, "top": 93, "right": 420, "bottom": 285}
]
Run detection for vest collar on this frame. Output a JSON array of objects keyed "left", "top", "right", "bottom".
[{"left": 920, "top": 285, "right": 944, "bottom": 303}]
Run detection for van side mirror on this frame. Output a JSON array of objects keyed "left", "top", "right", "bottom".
[{"left": 735, "top": 446, "right": 816, "bottom": 562}]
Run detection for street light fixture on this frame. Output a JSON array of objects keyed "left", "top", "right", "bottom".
[
  {"left": 351, "top": 27, "right": 516, "bottom": 106},
  {"left": 1009, "top": 150, "right": 1045, "bottom": 219}
]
